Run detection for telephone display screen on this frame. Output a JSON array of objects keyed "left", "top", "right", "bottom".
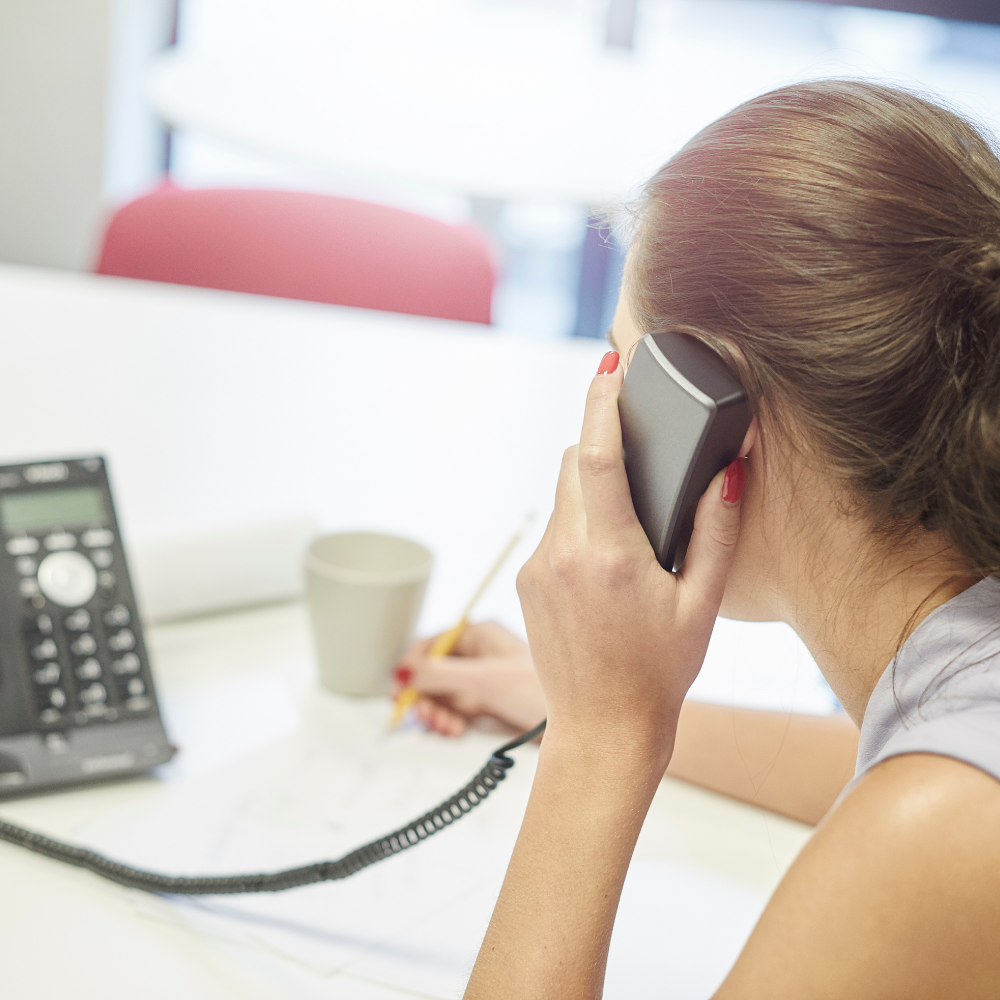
[{"left": 0, "top": 487, "right": 107, "bottom": 533}]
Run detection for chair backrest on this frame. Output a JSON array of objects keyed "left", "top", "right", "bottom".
[{"left": 95, "top": 185, "right": 496, "bottom": 324}]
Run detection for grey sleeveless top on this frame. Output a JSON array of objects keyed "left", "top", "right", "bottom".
[{"left": 855, "top": 576, "right": 1000, "bottom": 783}]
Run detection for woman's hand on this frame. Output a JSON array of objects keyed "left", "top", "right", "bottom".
[
  {"left": 465, "top": 352, "right": 749, "bottom": 1000},
  {"left": 515, "top": 350, "right": 748, "bottom": 766},
  {"left": 392, "top": 622, "right": 545, "bottom": 736}
]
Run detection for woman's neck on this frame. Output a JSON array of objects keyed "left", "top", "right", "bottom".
[{"left": 781, "top": 526, "right": 975, "bottom": 728}]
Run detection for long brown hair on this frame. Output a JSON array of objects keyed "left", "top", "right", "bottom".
[{"left": 629, "top": 79, "right": 1000, "bottom": 580}]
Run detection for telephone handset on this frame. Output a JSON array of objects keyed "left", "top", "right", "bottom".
[
  {"left": 619, "top": 332, "right": 751, "bottom": 571},
  {"left": 0, "top": 457, "right": 174, "bottom": 794},
  {"left": 0, "top": 334, "right": 749, "bottom": 893}
]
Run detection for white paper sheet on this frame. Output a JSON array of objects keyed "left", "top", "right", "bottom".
[{"left": 79, "top": 722, "right": 769, "bottom": 999}]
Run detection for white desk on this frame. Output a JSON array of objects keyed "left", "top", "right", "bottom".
[
  {"left": 0, "top": 601, "right": 812, "bottom": 1000},
  {"left": 150, "top": 0, "right": 1000, "bottom": 206}
]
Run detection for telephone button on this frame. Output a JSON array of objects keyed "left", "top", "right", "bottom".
[
  {"left": 19, "top": 578, "right": 40, "bottom": 599},
  {"left": 78, "top": 682, "right": 107, "bottom": 706},
  {"left": 75, "top": 658, "right": 102, "bottom": 681},
  {"left": 23, "top": 613, "right": 53, "bottom": 636},
  {"left": 89, "top": 549, "right": 113, "bottom": 569},
  {"left": 5, "top": 537, "right": 39, "bottom": 556},
  {"left": 111, "top": 652, "right": 140, "bottom": 675},
  {"left": 125, "top": 696, "right": 151, "bottom": 713},
  {"left": 47, "top": 688, "right": 67, "bottom": 709},
  {"left": 107, "top": 629, "right": 135, "bottom": 653},
  {"left": 125, "top": 678, "right": 145, "bottom": 698},
  {"left": 15, "top": 556, "right": 37, "bottom": 576},
  {"left": 69, "top": 633, "right": 98, "bottom": 657},
  {"left": 28, "top": 637, "right": 58, "bottom": 661},
  {"left": 64, "top": 608, "right": 91, "bottom": 632},
  {"left": 103, "top": 604, "right": 130, "bottom": 628},
  {"left": 97, "top": 570, "right": 116, "bottom": 594},
  {"left": 44, "top": 532, "right": 76, "bottom": 551},
  {"left": 39, "top": 708, "right": 60, "bottom": 725},
  {"left": 37, "top": 551, "right": 97, "bottom": 607},
  {"left": 32, "top": 662, "right": 61, "bottom": 686},
  {"left": 81, "top": 529, "right": 113, "bottom": 548}
]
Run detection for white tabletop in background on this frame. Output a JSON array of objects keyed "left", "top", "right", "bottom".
[
  {"left": 0, "top": 601, "right": 812, "bottom": 1000},
  {"left": 149, "top": 0, "right": 1000, "bottom": 206},
  {"left": 0, "top": 261, "right": 603, "bottom": 636}
]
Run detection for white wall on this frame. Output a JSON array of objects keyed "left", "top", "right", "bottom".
[{"left": 0, "top": 0, "right": 173, "bottom": 272}]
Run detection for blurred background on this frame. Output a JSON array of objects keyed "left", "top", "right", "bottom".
[{"left": 3, "top": 0, "right": 1000, "bottom": 342}]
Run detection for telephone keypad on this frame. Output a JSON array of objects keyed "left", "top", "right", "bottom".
[{"left": 17, "top": 594, "right": 151, "bottom": 729}]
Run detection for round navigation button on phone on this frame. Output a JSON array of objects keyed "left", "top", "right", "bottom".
[{"left": 36, "top": 551, "right": 97, "bottom": 607}]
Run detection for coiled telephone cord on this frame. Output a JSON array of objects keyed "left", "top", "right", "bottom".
[{"left": 0, "top": 719, "right": 546, "bottom": 895}]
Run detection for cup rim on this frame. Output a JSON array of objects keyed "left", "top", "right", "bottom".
[{"left": 305, "top": 532, "right": 433, "bottom": 586}]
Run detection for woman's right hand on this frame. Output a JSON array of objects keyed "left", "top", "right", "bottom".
[{"left": 392, "top": 621, "right": 546, "bottom": 737}]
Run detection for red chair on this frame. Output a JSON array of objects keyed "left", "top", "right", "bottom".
[{"left": 96, "top": 185, "right": 496, "bottom": 324}]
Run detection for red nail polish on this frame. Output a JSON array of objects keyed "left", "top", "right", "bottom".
[
  {"left": 721, "top": 458, "right": 746, "bottom": 505},
  {"left": 394, "top": 666, "right": 413, "bottom": 685},
  {"left": 597, "top": 351, "right": 619, "bottom": 375}
]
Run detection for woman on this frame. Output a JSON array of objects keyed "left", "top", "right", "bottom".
[{"left": 405, "top": 80, "right": 1000, "bottom": 996}]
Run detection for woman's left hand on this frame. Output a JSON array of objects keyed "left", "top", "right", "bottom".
[{"left": 515, "top": 350, "right": 748, "bottom": 766}]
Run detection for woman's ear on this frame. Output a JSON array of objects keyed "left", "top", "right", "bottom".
[{"left": 740, "top": 418, "right": 759, "bottom": 459}]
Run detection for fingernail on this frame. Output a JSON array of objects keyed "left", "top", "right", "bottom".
[
  {"left": 597, "top": 351, "right": 619, "bottom": 375},
  {"left": 721, "top": 458, "right": 746, "bottom": 505},
  {"left": 394, "top": 666, "right": 413, "bottom": 685}
]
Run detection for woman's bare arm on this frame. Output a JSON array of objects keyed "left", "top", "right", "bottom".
[
  {"left": 397, "top": 630, "right": 858, "bottom": 825},
  {"left": 667, "top": 700, "right": 859, "bottom": 825}
]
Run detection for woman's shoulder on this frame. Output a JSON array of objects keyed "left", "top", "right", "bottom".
[
  {"left": 856, "top": 577, "right": 1000, "bottom": 785},
  {"left": 715, "top": 752, "right": 1000, "bottom": 998}
]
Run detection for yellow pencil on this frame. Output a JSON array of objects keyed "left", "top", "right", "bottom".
[{"left": 388, "top": 514, "right": 534, "bottom": 730}]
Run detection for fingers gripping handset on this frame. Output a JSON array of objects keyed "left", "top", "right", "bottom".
[{"left": 517, "top": 337, "right": 751, "bottom": 755}]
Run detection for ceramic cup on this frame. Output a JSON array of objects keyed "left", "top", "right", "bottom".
[{"left": 304, "top": 532, "right": 433, "bottom": 696}]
